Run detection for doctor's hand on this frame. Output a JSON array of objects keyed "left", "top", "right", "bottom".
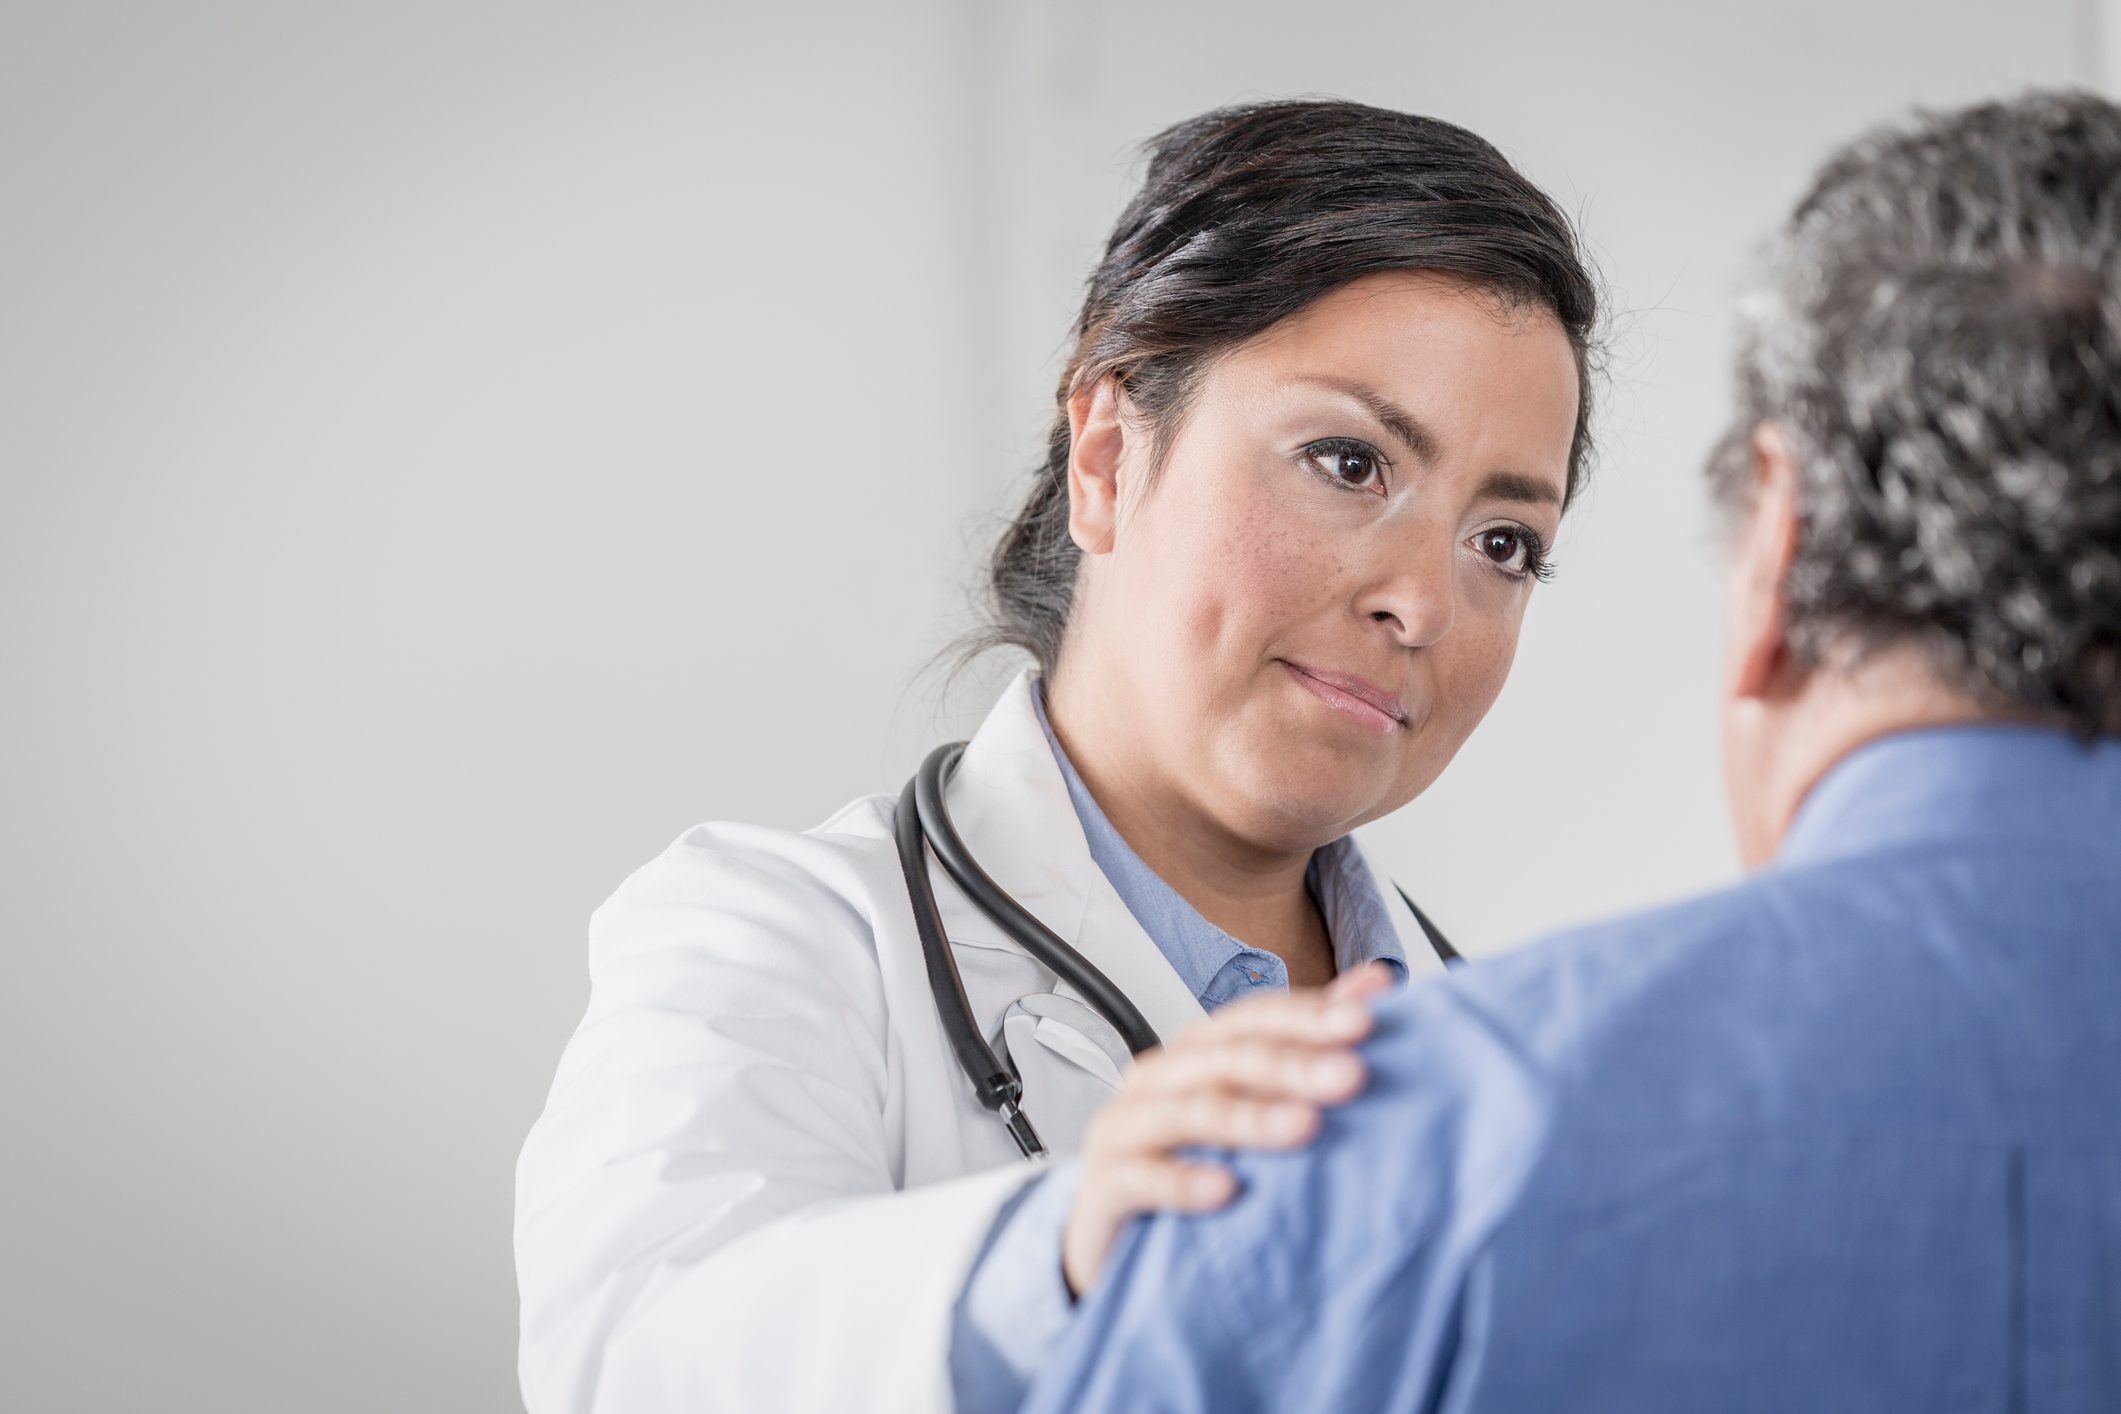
[{"left": 1061, "top": 961, "right": 1395, "bottom": 1299}]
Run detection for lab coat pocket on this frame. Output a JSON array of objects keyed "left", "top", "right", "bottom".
[{"left": 997, "top": 993, "right": 1130, "bottom": 1155}]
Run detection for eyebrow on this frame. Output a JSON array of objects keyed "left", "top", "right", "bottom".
[
  {"left": 1296, "top": 374, "right": 1565, "bottom": 509},
  {"left": 1475, "top": 471, "right": 1564, "bottom": 508},
  {"left": 1298, "top": 375, "right": 1439, "bottom": 464}
]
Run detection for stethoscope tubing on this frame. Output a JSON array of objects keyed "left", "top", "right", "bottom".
[
  {"left": 897, "top": 739, "right": 1460, "bottom": 1160},
  {"left": 915, "top": 743, "right": 1161, "bottom": 1053},
  {"left": 895, "top": 749, "right": 1043, "bottom": 1156}
]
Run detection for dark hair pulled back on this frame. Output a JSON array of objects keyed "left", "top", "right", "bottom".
[{"left": 978, "top": 98, "right": 1603, "bottom": 677}]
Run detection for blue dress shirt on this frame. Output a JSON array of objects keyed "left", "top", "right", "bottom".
[
  {"left": 947, "top": 676, "right": 1408, "bottom": 1410},
  {"left": 1023, "top": 725, "right": 2121, "bottom": 1412}
]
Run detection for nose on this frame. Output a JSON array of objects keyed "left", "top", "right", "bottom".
[{"left": 1355, "top": 524, "right": 1457, "bottom": 649}]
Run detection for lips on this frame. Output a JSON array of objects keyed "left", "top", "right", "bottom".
[{"left": 1280, "top": 660, "right": 1409, "bottom": 727}]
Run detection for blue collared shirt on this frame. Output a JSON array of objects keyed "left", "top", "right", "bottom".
[
  {"left": 1033, "top": 675, "right": 1409, "bottom": 1002},
  {"left": 948, "top": 675, "right": 1408, "bottom": 1410},
  {"left": 1023, "top": 725, "right": 2121, "bottom": 1413}
]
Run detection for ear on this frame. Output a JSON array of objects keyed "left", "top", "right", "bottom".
[
  {"left": 1726, "top": 422, "right": 1804, "bottom": 702},
  {"left": 1065, "top": 374, "right": 1130, "bottom": 556}
]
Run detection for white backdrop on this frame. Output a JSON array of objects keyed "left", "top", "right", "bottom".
[{"left": 0, "top": 4, "right": 2101, "bottom": 1411}]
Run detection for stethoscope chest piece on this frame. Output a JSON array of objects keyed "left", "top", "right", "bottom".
[{"left": 996, "top": 992, "right": 1132, "bottom": 1092}]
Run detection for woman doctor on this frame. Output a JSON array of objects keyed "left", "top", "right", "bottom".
[{"left": 515, "top": 98, "right": 1600, "bottom": 1413}]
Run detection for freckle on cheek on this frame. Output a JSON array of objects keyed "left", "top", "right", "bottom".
[
  {"left": 1178, "top": 502, "right": 1322, "bottom": 656},
  {"left": 1204, "top": 542, "right": 1298, "bottom": 635},
  {"left": 1252, "top": 528, "right": 1331, "bottom": 623}
]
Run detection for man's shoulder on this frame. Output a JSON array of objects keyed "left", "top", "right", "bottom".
[
  {"left": 1369, "top": 871, "right": 1781, "bottom": 1108},
  {"left": 1335, "top": 857, "right": 1937, "bottom": 1205},
  {"left": 1207, "top": 869, "right": 1884, "bottom": 1301},
  {"left": 1117, "top": 847, "right": 2109, "bottom": 1395},
  {"left": 1147, "top": 882, "right": 1792, "bottom": 1364},
  {"left": 1368, "top": 834, "right": 2088, "bottom": 1165}
]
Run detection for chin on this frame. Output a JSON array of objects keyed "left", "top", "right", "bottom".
[{"left": 1224, "top": 748, "right": 1381, "bottom": 842}]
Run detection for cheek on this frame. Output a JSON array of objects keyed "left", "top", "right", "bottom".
[
  {"left": 1440, "top": 623, "right": 1519, "bottom": 722},
  {"left": 1164, "top": 483, "right": 1335, "bottom": 655},
  {"left": 1410, "top": 579, "right": 1526, "bottom": 755}
]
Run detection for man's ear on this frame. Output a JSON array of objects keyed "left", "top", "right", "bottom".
[
  {"left": 1065, "top": 375, "right": 1130, "bottom": 556},
  {"left": 1727, "top": 422, "right": 1804, "bottom": 701}
]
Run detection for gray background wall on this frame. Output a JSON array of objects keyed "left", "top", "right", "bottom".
[{"left": 1, "top": 3, "right": 2105, "bottom": 1410}]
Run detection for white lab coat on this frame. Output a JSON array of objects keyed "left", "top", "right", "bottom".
[{"left": 514, "top": 668, "right": 1446, "bottom": 1412}]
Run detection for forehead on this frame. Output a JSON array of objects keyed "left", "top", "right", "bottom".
[{"left": 1240, "top": 268, "right": 1568, "bottom": 375}]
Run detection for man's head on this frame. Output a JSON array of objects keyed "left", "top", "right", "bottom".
[{"left": 1711, "top": 91, "right": 2121, "bottom": 866}]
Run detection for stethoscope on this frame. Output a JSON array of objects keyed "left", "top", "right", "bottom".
[{"left": 895, "top": 741, "right": 1462, "bottom": 1159}]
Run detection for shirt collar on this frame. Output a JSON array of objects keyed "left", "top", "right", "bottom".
[
  {"left": 1029, "top": 674, "right": 1407, "bottom": 1001},
  {"left": 1776, "top": 723, "right": 2121, "bottom": 871}
]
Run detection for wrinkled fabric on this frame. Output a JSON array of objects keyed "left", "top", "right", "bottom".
[{"left": 1027, "top": 726, "right": 2121, "bottom": 1414}]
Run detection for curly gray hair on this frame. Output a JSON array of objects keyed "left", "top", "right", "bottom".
[{"left": 1709, "top": 90, "right": 2121, "bottom": 736}]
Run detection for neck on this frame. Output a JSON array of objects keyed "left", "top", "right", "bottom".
[
  {"left": 1043, "top": 667, "right": 1336, "bottom": 984},
  {"left": 1740, "top": 650, "right": 2042, "bottom": 867}
]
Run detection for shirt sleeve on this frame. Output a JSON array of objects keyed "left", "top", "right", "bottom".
[
  {"left": 948, "top": 1157, "right": 1086, "bottom": 1412},
  {"left": 1019, "top": 986, "right": 1558, "bottom": 1413},
  {"left": 1016, "top": 1201, "right": 1250, "bottom": 1414}
]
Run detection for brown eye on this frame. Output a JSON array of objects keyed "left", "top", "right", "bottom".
[
  {"left": 1469, "top": 525, "right": 1555, "bottom": 583},
  {"left": 1479, "top": 529, "right": 1528, "bottom": 570},
  {"left": 1302, "top": 438, "right": 1386, "bottom": 493}
]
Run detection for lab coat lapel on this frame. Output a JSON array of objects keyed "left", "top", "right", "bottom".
[{"left": 939, "top": 669, "right": 1208, "bottom": 1048}]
